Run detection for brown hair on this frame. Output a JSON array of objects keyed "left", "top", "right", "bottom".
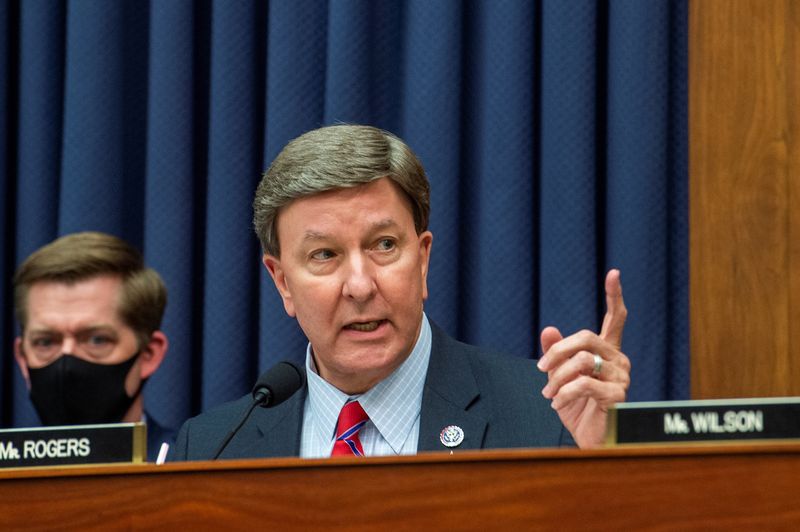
[
  {"left": 253, "top": 124, "right": 431, "bottom": 256},
  {"left": 13, "top": 232, "right": 167, "bottom": 346}
]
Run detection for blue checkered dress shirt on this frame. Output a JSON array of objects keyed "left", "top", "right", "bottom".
[{"left": 300, "top": 314, "right": 432, "bottom": 458}]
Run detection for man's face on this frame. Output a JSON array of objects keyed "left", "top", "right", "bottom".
[
  {"left": 14, "top": 275, "right": 144, "bottom": 396},
  {"left": 264, "top": 177, "right": 433, "bottom": 394}
]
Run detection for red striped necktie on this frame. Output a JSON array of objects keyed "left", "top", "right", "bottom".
[{"left": 332, "top": 401, "right": 369, "bottom": 457}]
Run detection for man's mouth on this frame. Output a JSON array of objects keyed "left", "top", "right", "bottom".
[{"left": 344, "top": 320, "right": 385, "bottom": 332}]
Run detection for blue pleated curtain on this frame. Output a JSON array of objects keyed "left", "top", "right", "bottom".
[{"left": 0, "top": 0, "right": 688, "bottom": 431}]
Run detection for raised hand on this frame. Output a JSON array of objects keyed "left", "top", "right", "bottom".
[{"left": 537, "top": 269, "right": 631, "bottom": 448}]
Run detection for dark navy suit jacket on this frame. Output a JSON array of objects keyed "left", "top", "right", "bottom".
[
  {"left": 146, "top": 412, "right": 177, "bottom": 462},
  {"left": 169, "top": 324, "right": 572, "bottom": 461}
]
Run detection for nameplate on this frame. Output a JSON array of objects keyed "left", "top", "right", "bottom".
[
  {"left": 606, "top": 397, "right": 800, "bottom": 445},
  {"left": 0, "top": 422, "right": 146, "bottom": 469}
]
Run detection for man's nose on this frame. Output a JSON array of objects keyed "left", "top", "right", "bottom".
[
  {"left": 342, "top": 255, "right": 377, "bottom": 302},
  {"left": 61, "top": 337, "right": 77, "bottom": 355}
]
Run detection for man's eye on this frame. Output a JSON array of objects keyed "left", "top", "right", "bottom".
[
  {"left": 376, "top": 239, "right": 396, "bottom": 251},
  {"left": 87, "top": 335, "right": 113, "bottom": 346},
  {"left": 31, "top": 337, "right": 55, "bottom": 347},
  {"left": 311, "top": 249, "right": 335, "bottom": 260}
]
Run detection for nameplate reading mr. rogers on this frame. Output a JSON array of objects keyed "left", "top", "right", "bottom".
[
  {"left": 0, "top": 422, "right": 145, "bottom": 468},
  {"left": 605, "top": 397, "right": 800, "bottom": 445}
]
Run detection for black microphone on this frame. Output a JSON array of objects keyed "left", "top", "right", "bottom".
[{"left": 212, "top": 361, "right": 303, "bottom": 459}]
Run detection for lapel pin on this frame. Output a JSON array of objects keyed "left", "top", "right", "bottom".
[{"left": 439, "top": 425, "right": 464, "bottom": 448}]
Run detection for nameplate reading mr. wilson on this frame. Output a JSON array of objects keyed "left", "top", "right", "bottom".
[
  {"left": 0, "top": 422, "right": 145, "bottom": 468},
  {"left": 606, "top": 397, "right": 800, "bottom": 445}
]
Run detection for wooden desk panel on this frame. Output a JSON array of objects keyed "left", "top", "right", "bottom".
[
  {"left": 2, "top": 444, "right": 800, "bottom": 530},
  {"left": 690, "top": 0, "right": 800, "bottom": 398}
]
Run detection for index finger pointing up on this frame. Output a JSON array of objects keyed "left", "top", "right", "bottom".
[{"left": 600, "top": 269, "right": 627, "bottom": 349}]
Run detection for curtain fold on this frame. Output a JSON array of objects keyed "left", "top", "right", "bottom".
[
  {"left": 1, "top": 0, "right": 688, "bottom": 430},
  {"left": 144, "top": 0, "right": 203, "bottom": 420},
  {"left": 460, "top": 0, "right": 538, "bottom": 353},
  {"left": 1, "top": 0, "right": 15, "bottom": 425}
]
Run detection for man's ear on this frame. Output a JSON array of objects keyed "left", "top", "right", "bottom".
[
  {"left": 263, "top": 253, "right": 296, "bottom": 317},
  {"left": 418, "top": 231, "right": 433, "bottom": 301},
  {"left": 14, "top": 337, "right": 31, "bottom": 389},
  {"left": 138, "top": 331, "right": 168, "bottom": 379}
]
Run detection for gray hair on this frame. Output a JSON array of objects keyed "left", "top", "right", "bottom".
[{"left": 253, "top": 124, "right": 430, "bottom": 256}]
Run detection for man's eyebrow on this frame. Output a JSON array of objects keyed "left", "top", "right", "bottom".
[
  {"left": 25, "top": 327, "right": 57, "bottom": 336},
  {"left": 370, "top": 219, "right": 401, "bottom": 231},
  {"left": 300, "top": 219, "right": 402, "bottom": 242},
  {"left": 301, "top": 230, "right": 333, "bottom": 242},
  {"left": 26, "top": 325, "right": 117, "bottom": 335},
  {"left": 79, "top": 325, "right": 117, "bottom": 334}
]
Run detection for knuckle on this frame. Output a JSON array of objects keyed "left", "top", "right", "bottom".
[{"left": 615, "top": 386, "right": 628, "bottom": 402}]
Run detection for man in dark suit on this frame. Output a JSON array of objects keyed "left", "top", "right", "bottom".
[
  {"left": 12, "top": 231, "right": 176, "bottom": 461},
  {"left": 171, "top": 124, "right": 630, "bottom": 460}
]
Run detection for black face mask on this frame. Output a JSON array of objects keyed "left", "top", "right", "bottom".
[{"left": 27, "top": 353, "right": 141, "bottom": 426}]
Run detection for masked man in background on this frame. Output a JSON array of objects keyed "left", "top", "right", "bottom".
[{"left": 12, "top": 231, "right": 174, "bottom": 461}]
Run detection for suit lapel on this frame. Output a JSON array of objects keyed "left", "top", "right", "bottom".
[
  {"left": 418, "top": 325, "right": 488, "bottom": 453},
  {"left": 220, "top": 379, "right": 307, "bottom": 459},
  {"left": 218, "top": 329, "right": 489, "bottom": 457}
]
